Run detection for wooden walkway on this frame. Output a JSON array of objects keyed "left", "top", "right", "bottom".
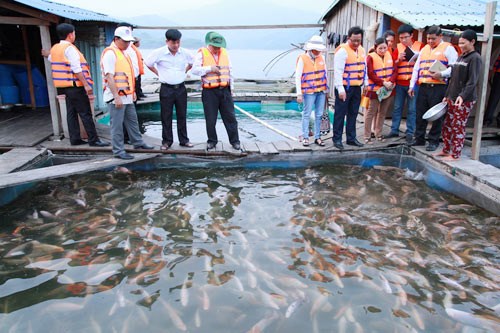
[{"left": 136, "top": 92, "right": 296, "bottom": 104}]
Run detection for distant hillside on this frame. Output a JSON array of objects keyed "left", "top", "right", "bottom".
[{"left": 125, "top": 2, "right": 323, "bottom": 50}]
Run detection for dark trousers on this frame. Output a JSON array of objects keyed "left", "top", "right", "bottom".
[
  {"left": 414, "top": 83, "right": 447, "bottom": 145},
  {"left": 485, "top": 72, "right": 500, "bottom": 124},
  {"left": 202, "top": 87, "right": 240, "bottom": 145},
  {"left": 332, "top": 86, "right": 361, "bottom": 143},
  {"left": 58, "top": 87, "right": 98, "bottom": 144},
  {"left": 160, "top": 83, "right": 189, "bottom": 145},
  {"left": 135, "top": 75, "right": 144, "bottom": 97}
]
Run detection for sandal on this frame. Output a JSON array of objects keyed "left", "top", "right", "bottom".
[
  {"left": 377, "top": 137, "right": 386, "bottom": 142},
  {"left": 364, "top": 138, "right": 373, "bottom": 145},
  {"left": 314, "top": 139, "right": 325, "bottom": 146},
  {"left": 302, "top": 138, "right": 310, "bottom": 146},
  {"left": 160, "top": 144, "right": 172, "bottom": 150}
]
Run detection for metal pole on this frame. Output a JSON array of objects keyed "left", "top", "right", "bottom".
[
  {"left": 234, "top": 104, "right": 296, "bottom": 141},
  {"left": 472, "top": 1, "right": 497, "bottom": 160}
]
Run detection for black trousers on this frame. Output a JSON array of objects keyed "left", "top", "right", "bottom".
[
  {"left": 159, "top": 83, "right": 189, "bottom": 145},
  {"left": 135, "top": 75, "right": 144, "bottom": 97},
  {"left": 202, "top": 87, "right": 240, "bottom": 145},
  {"left": 414, "top": 83, "right": 447, "bottom": 145},
  {"left": 485, "top": 72, "right": 500, "bottom": 124},
  {"left": 58, "top": 87, "right": 98, "bottom": 144},
  {"left": 332, "top": 86, "right": 361, "bottom": 143}
]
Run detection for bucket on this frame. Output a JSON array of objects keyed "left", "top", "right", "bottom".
[{"left": 0, "top": 85, "right": 20, "bottom": 104}]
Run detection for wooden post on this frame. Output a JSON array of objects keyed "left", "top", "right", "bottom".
[
  {"left": 21, "top": 26, "right": 36, "bottom": 108},
  {"left": 472, "top": 1, "right": 497, "bottom": 160},
  {"left": 39, "top": 25, "right": 62, "bottom": 139}
]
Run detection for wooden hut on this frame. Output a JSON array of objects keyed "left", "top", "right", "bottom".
[{"left": 0, "top": 0, "right": 125, "bottom": 140}]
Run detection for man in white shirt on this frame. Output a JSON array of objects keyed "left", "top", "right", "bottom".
[
  {"left": 408, "top": 25, "right": 458, "bottom": 151},
  {"left": 101, "top": 27, "right": 153, "bottom": 160},
  {"left": 145, "top": 29, "right": 194, "bottom": 149}
]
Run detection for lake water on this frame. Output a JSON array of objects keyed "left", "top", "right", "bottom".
[{"left": 0, "top": 164, "right": 498, "bottom": 332}]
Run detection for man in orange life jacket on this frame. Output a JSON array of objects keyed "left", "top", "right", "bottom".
[
  {"left": 46, "top": 23, "right": 109, "bottom": 147},
  {"left": 191, "top": 32, "right": 240, "bottom": 150},
  {"left": 101, "top": 27, "right": 154, "bottom": 160},
  {"left": 388, "top": 24, "right": 423, "bottom": 143},
  {"left": 332, "top": 26, "right": 366, "bottom": 150},
  {"left": 408, "top": 25, "right": 458, "bottom": 152},
  {"left": 295, "top": 35, "right": 328, "bottom": 147}
]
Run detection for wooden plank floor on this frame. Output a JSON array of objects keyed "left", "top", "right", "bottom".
[{"left": 0, "top": 107, "right": 52, "bottom": 147}]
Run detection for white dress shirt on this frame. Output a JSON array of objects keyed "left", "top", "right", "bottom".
[
  {"left": 101, "top": 43, "right": 134, "bottom": 104},
  {"left": 191, "top": 48, "right": 234, "bottom": 89},
  {"left": 144, "top": 46, "right": 194, "bottom": 84},
  {"left": 409, "top": 41, "right": 458, "bottom": 89}
]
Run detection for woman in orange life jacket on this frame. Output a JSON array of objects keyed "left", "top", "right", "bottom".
[
  {"left": 295, "top": 35, "right": 328, "bottom": 146},
  {"left": 363, "top": 37, "right": 397, "bottom": 144}
]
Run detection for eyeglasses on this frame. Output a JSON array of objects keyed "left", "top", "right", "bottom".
[{"left": 399, "top": 35, "right": 411, "bottom": 40}]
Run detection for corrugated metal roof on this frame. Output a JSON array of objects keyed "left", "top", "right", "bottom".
[
  {"left": 12, "top": 0, "right": 123, "bottom": 23},
  {"left": 321, "top": 0, "right": 500, "bottom": 28}
]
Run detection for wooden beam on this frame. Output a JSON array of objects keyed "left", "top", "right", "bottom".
[
  {"left": 39, "top": 25, "right": 62, "bottom": 139},
  {"left": 135, "top": 24, "right": 324, "bottom": 30},
  {"left": 0, "top": 16, "right": 50, "bottom": 26},
  {"left": 472, "top": 1, "right": 497, "bottom": 160},
  {"left": 21, "top": 26, "right": 36, "bottom": 108},
  {"left": 0, "top": 0, "right": 59, "bottom": 23}
]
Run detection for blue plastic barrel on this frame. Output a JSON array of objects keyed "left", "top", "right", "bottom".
[
  {"left": 0, "top": 65, "right": 15, "bottom": 86},
  {"left": 0, "top": 85, "right": 20, "bottom": 104}
]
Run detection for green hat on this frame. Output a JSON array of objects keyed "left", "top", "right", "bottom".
[{"left": 205, "top": 31, "right": 226, "bottom": 48}]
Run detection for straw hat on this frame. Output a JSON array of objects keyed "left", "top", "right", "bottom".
[{"left": 305, "top": 35, "right": 326, "bottom": 51}]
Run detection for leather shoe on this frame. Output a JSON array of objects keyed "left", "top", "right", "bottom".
[
  {"left": 207, "top": 142, "right": 216, "bottom": 149},
  {"left": 426, "top": 143, "right": 438, "bottom": 151},
  {"left": 407, "top": 139, "right": 425, "bottom": 147},
  {"left": 346, "top": 139, "right": 364, "bottom": 147},
  {"left": 134, "top": 143, "right": 154, "bottom": 149},
  {"left": 70, "top": 139, "right": 88, "bottom": 146},
  {"left": 232, "top": 143, "right": 241, "bottom": 150},
  {"left": 386, "top": 132, "right": 399, "bottom": 138},
  {"left": 333, "top": 141, "right": 344, "bottom": 150},
  {"left": 89, "top": 140, "right": 110, "bottom": 147},
  {"left": 180, "top": 142, "right": 194, "bottom": 148},
  {"left": 114, "top": 152, "right": 134, "bottom": 160}
]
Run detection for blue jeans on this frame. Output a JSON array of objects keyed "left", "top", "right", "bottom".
[
  {"left": 390, "top": 84, "right": 418, "bottom": 136},
  {"left": 302, "top": 92, "right": 326, "bottom": 140}
]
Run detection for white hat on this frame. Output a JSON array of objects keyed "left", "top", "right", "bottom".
[
  {"left": 305, "top": 35, "right": 326, "bottom": 51},
  {"left": 114, "top": 26, "right": 135, "bottom": 42}
]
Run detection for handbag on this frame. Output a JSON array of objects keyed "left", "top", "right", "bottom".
[{"left": 320, "top": 109, "right": 331, "bottom": 136}]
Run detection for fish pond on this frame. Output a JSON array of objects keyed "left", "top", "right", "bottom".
[{"left": 0, "top": 162, "right": 499, "bottom": 332}]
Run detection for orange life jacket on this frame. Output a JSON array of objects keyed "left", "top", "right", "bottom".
[
  {"left": 396, "top": 41, "right": 423, "bottom": 82},
  {"left": 50, "top": 42, "right": 93, "bottom": 88},
  {"left": 298, "top": 53, "right": 327, "bottom": 94},
  {"left": 494, "top": 55, "right": 500, "bottom": 73},
  {"left": 131, "top": 44, "right": 145, "bottom": 75},
  {"left": 417, "top": 42, "right": 450, "bottom": 84},
  {"left": 335, "top": 44, "right": 366, "bottom": 88},
  {"left": 367, "top": 51, "right": 394, "bottom": 92},
  {"left": 101, "top": 45, "right": 135, "bottom": 95},
  {"left": 199, "top": 47, "right": 230, "bottom": 89}
]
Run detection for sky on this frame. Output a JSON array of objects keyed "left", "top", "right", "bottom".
[{"left": 53, "top": 0, "right": 333, "bottom": 21}]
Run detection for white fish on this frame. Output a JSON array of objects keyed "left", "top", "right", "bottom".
[
  {"left": 162, "top": 300, "right": 187, "bottom": 331},
  {"left": 200, "top": 286, "right": 210, "bottom": 311},
  {"left": 437, "top": 273, "right": 466, "bottom": 291},
  {"left": 233, "top": 275, "right": 245, "bottom": 292},
  {"left": 194, "top": 308, "right": 201, "bottom": 328},
  {"left": 257, "top": 289, "right": 280, "bottom": 310},
  {"left": 247, "top": 271, "right": 257, "bottom": 289},
  {"left": 180, "top": 278, "right": 189, "bottom": 307},
  {"left": 285, "top": 298, "right": 306, "bottom": 318},
  {"left": 379, "top": 273, "right": 392, "bottom": 294},
  {"left": 240, "top": 256, "right": 257, "bottom": 272},
  {"left": 265, "top": 251, "right": 287, "bottom": 265}
]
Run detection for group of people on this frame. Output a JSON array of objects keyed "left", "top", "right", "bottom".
[
  {"left": 298, "top": 24, "right": 493, "bottom": 161},
  {"left": 45, "top": 23, "right": 240, "bottom": 160}
]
